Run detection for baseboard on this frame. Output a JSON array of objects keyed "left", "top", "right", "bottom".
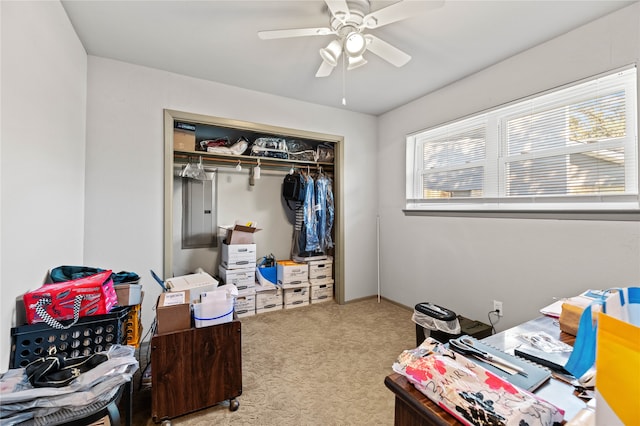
[{"left": 344, "top": 295, "right": 413, "bottom": 312}]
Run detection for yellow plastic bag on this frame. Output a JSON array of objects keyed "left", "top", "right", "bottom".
[{"left": 595, "top": 309, "right": 640, "bottom": 425}]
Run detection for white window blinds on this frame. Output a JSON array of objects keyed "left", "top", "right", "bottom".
[{"left": 406, "top": 67, "right": 638, "bottom": 211}]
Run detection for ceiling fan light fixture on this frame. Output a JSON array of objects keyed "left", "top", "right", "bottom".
[
  {"left": 347, "top": 54, "right": 368, "bottom": 70},
  {"left": 344, "top": 32, "right": 366, "bottom": 57},
  {"left": 319, "top": 40, "right": 342, "bottom": 67}
]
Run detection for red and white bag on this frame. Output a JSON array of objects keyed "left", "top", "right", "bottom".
[{"left": 23, "top": 270, "right": 118, "bottom": 328}]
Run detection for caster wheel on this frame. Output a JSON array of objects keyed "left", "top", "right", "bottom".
[{"left": 229, "top": 398, "right": 240, "bottom": 411}]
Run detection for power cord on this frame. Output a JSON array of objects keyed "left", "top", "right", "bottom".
[
  {"left": 487, "top": 310, "right": 500, "bottom": 334},
  {"left": 137, "top": 317, "right": 157, "bottom": 391}
]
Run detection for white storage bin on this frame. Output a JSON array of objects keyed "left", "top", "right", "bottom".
[{"left": 193, "top": 297, "right": 234, "bottom": 328}]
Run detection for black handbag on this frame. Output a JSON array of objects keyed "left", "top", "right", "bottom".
[
  {"left": 25, "top": 350, "right": 108, "bottom": 388},
  {"left": 282, "top": 172, "right": 305, "bottom": 209}
]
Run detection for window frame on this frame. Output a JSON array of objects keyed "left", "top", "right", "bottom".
[{"left": 405, "top": 67, "right": 639, "bottom": 217}]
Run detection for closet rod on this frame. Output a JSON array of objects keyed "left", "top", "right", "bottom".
[{"left": 174, "top": 153, "right": 333, "bottom": 171}]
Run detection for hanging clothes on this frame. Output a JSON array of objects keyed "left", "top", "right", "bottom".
[
  {"left": 324, "top": 176, "right": 334, "bottom": 250},
  {"left": 290, "top": 206, "right": 306, "bottom": 259},
  {"left": 315, "top": 173, "right": 335, "bottom": 253},
  {"left": 315, "top": 174, "right": 327, "bottom": 253},
  {"left": 289, "top": 169, "right": 335, "bottom": 259},
  {"left": 303, "top": 173, "right": 320, "bottom": 254}
]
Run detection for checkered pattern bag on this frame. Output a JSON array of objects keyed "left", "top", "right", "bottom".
[{"left": 34, "top": 294, "right": 84, "bottom": 329}]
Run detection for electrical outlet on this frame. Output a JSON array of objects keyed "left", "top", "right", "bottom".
[{"left": 493, "top": 300, "right": 503, "bottom": 317}]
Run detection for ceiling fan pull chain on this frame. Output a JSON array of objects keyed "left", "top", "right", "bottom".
[{"left": 342, "top": 53, "right": 347, "bottom": 106}]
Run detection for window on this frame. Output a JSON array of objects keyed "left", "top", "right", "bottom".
[{"left": 406, "top": 68, "right": 638, "bottom": 212}]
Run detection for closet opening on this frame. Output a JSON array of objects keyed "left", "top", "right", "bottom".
[{"left": 163, "top": 109, "right": 344, "bottom": 304}]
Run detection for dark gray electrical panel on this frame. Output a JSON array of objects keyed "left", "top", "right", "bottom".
[{"left": 181, "top": 172, "right": 217, "bottom": 249}]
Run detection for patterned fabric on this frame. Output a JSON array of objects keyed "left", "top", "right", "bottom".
[
  {"left": 393, "top": 338, "right": 564, "bottom": 426},
  {"left": 34, "top": 295, "right": 83, "bottom": 330}
]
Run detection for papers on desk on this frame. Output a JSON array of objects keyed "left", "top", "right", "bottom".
[
  {"left": 460, "top": 337, "right": 553, "bottom": 392},
  {"left": 539, "top": 289, "right": 607, "bottom": 318},
  {"left": 515, "top": 344, "right": 573, "bottom": 375},
  {"left": 512, "top": 330, "right": 574, "bottom": 374}
]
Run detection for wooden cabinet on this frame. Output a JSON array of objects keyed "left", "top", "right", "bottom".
[{"left": 150, "top": 320, "right": 242, "bottom": 423}]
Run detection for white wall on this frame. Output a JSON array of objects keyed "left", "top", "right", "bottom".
[
  {"left": 172, "top": 168, "right": 297, "bottom": 277},
  {"left": 84, "top": 56, "right": 378, "bottom": 339},
  {"left": 0, "top": 1, "right": 87, "bottom": 371},
  {"left": 378, "top": 3, "right": 640, "bottom": 331}
]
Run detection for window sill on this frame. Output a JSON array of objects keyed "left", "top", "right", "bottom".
[{"left": 403, "top": 208, "right": 640, "bottom": 221}]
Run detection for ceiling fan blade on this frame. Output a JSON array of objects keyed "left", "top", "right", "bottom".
[
  {"left": 315, "top": 60, "right": 335, "bottom": 78},
  {"left": 365, "top": 34, "right": 411, "bottom": 67},
  {"left": 325, "top": 0, "right": 350, "bottom": 22},
  {"left": 361, "top": 0, "right": 445, "bottom": 29},
  {"left": 258, "top": 27, "right": 334, "bottom": 40}
]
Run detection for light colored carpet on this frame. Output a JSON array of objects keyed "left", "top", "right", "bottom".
[{"left": 130, "top": 297, "right": 416, "bottom": 425}]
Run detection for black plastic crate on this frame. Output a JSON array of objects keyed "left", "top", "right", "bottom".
[{"left": 10, "top": 306, "right": 130, "bottom": 369}]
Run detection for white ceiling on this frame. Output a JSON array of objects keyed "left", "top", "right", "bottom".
[{"left": 61, "top": 0, "right": 635, "bottom": 116}]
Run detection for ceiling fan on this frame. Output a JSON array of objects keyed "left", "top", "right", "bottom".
[{"left": 258, "top": 0, "right": 445, "bottom": 77}]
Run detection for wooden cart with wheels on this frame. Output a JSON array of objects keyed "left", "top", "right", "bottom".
[{"left": 151, "top": 320, "right": 242, "bottom": 423}]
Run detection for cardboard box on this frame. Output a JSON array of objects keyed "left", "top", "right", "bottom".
[
  {"left": 156, "top": 290, "right": 191, "bottom": 335},
  {"left": 308, "top": 257, "right": 333, "bottom": 281},
  {"left": 310, "top": 282, "right": 334, "bottom": 304},
  {"left": 235, "top": 292, "right": 256, "bottom": 318},
  {"left": 220, "top": 223, "right": 261, "bottom": 245},
  {"left": 559, "top": 291, "right": 605, "bottom": 336},
  {"left": 284, "top": 285, "right": 309, "bottom": 309},
  {"left": 277, "top": 260, "right": 308, "bottom": 286},
  {"left": 173, "top": 123, "right": 196, "bottom": 151},
  {"left": 165, "top": 272, "right": 218, "bottom": 302},
  {"left": 221, "top": 242, "right": 257, "bottom": 269},
  {"left": 309, "top": 277, "right": 334, "bottom": 286},
  {"left": 256, "top": 304, "right": 283, "bottom": 314},
  {"left": 115, "top": 283, "right": 143, "bottom": 306},
  {"left": 218, "top": 265, "right": 255, "bottom": 290},
  {"left": 256, "top": 287, "right": 283, "bottom": 311}
]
